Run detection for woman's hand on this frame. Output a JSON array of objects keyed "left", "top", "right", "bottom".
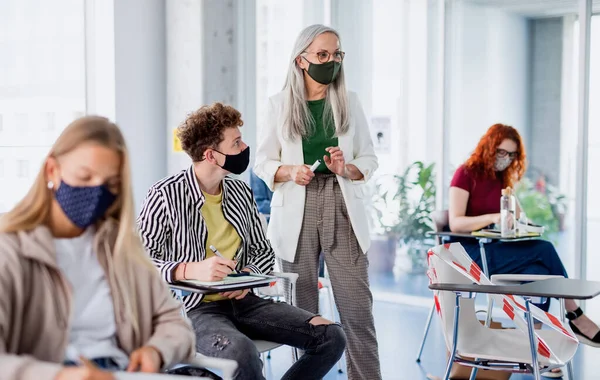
[
  {"left": 55, "top": 358, "right": 115, "bottom": 380},
  {"left": 489, "top": 213, "right": 501, "bottom": 226},
  {"left": 290, "top": 165, "right": 315, "bottom": 186},
  {"left": 126, "top": 346, "right": 163, "bottom": 373},
  {"left": 323, "top": 147, "right": 346, "bottom": 177}
]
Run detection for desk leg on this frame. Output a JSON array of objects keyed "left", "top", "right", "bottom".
[
  {"left": 416, "top": 302, "right": 436, "bottom": 362},
  {"left": 525, "top": 298, "right": 541, "bottom": 380},
  {"left": 443, "top": 293, "right": 461, "bottom": 380},
  {"left": 479, "top": 239, "right": 494, "bottom": 329},
  {"left": 560, "top": 298, "right": 575, "bottom": 380},
  {"left": 478, "top": 239, "right": 490, "bottom": 277}
]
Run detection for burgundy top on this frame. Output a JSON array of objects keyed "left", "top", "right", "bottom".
[{"left": 450, "top": 165, "right": 502, "bottom": 217}]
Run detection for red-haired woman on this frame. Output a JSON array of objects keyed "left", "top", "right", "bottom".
[{"left": 449, "top": 124, "right": 600, "bottom": 348}]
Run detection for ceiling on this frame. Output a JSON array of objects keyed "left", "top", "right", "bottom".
[{"left": 466, "top": 0, "right": 600, "bottom": 17}]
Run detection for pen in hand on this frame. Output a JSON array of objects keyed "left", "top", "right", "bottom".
[
  {"left": 209, "top": 245, "right": 238, "bottom": 274},
  {"left": 309, "top": 159, "right": 322, "bottom": 172}
]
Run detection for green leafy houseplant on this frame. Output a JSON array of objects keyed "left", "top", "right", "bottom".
[
  {"left": 515, "top": 177, "right": 567, "bottom": 238},
  {"left": 370, "top": 161, "right": 437, "bottom": 273}
]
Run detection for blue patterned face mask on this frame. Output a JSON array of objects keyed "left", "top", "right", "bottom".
[{"left": 52, "top": 180, "right": 117, "bottom": 229}]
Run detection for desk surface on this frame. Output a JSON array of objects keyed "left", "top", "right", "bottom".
[
  {"left": 429, "top": 278, "right": 600, "bottom": 300},
  {"left": 428, "top": 231, "right": 541, "bottom": 242},
  {"left": 115, "top": 372, "right": 211, "bottom": 380}
]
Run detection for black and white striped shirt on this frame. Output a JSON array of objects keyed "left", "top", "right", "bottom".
[{"left": 137, "top": 166, "right": 275, "bottom": 310}]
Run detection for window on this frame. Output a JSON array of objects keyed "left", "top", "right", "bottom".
[
  {"left": 255, "top": 0, "right": 328, "bottom": 130},
  {"left": 0, "top": 0, "right": 86, "bottom": 213},
  {"left": 585, "top": 15, "right": 600, "bottom": 317}
]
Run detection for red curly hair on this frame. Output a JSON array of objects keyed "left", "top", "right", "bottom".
[{"left": 464, "top": 124, "right": 526, "bottom": 188}]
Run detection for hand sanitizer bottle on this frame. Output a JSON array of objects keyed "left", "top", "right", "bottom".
[{"left": 501, "top": 187, "right": 516, "bottom": 238}]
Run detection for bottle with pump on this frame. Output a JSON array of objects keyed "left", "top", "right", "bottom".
[{"left": 500, "top": 187, "right": 516, "bottom": 238}]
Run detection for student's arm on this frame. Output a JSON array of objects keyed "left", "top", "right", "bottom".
[
  {"left": 137, "top": 187, "right": 179, "bottom": 283},
  {"left": 0, "top": 250, "right": 63, "bottom": 380},
  {"left": 448, "top": 186, "right": 500, "bottom": 233},
  {"left": 144, "top": 269, "right": 196, "bottom": 369},
  {"left": 243, "top": 187, "right": 275, "bottom": 275}
]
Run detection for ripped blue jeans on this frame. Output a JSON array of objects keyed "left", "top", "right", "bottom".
[{"left": 188, "top": 293, "right": 346, "bottom": 380}]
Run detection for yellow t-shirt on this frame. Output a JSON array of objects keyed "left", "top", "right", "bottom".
[{"left": 201, "top": 189, "right": 241, "bottom": 302}]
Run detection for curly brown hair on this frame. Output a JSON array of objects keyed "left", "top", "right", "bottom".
[
  {"left": 177, "top": 102, "right": 244, "bottom": 162},
  {"left": 464, "top": 123, "right": 527, "bottom": 188}
]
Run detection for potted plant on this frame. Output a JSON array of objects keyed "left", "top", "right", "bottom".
[
  {"left": 369, "top": 161, "right": 437, "bottom": 274},
  {"left": 515, "top": 177, "right": 567, "bottom": 238}
]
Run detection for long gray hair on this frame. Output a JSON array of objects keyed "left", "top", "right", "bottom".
[{"left": 282, "top": 24, "right": 350, "bottom": 141}]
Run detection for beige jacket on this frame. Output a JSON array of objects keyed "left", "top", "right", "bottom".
[{"left": 0, "top": 220, "right": 196, "bottom": 380}]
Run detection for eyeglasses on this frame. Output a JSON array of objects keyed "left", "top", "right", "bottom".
[
  {"left": 303, "top": 50, "right": 346, "bottom": 63},
  {"left": 496, "top": 148, "right": 518, "bottom": 159}
]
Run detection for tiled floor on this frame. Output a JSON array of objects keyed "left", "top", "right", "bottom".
[{"left": 264, "top": 300, "right": 600, "bottom": 380}]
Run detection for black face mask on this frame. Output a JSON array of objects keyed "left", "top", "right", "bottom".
[
  {"left": 213, "top": 146, "right": 250, "bottom": 175},
  {"left": 302, "top": 57, "right": 341, "bottom": 85}
]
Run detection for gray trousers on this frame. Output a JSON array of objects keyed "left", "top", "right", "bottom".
[{"left": 281, "top": 174, "right": 382, "bottom": 380}]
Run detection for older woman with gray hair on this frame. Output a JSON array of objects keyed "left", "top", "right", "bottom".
[{"left": 255, "top": 24, "right": 381, "bottom": 379}]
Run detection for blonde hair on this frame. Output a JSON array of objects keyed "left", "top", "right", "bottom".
[
  {"left": 282, "top": 24, "right": 350, "bottom": 141},
  {"left": 0, "top": 116, "right": 155, "bottom": 338}
]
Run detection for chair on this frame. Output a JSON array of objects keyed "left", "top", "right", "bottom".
[
  {"left": 172, "top": 272, "right": 299, "bottom": 379},
  {"left": 428, "top": 243, "right": 578, "bottom": 380},
  {"left": 170, "top": 354, "right": 238, "bottom": 380},
  {"left": 416, "top": 210, "right": 567, "bottom": 363},
  {"left": 416, "top": 210, "right": 449, "bottom": 362}
]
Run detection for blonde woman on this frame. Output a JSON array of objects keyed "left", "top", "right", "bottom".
[
  {"left": 0, "top": 117, "right": 195, "bottom": 379},
  {"left": 254, "top": 24, "right": 381, "bottom": 379}
]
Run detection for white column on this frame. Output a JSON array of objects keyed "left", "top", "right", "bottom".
[
  {"left": 331, "top": 0, "right": 373, "bottom": 118},
  {"left": 574, "top": 0, "right": 592, "bottom": 281},
  {"left": 113, "top": 0, "right": 167, "bottom": 211},
  {"left": 165, "top": 0, "right": 203, "bottom": 174},
  {"left": 84, "top": 0, "right": 116, "bottom": 121},
  {"left": 427, "top": 0, "right": 447, "bottom": 210},
  {"left": 303, "top": 0, "right": 328, "bottom": 25},
  {"left": 166, "top": 0, "right": 249, "bottom": 180},
  {"left": 236, "top": 0, "right": 257, "bottom": 180}
]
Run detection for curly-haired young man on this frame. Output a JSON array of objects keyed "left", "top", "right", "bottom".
[{"left": 137, "top": 102, "right": 346, "bottom": 380}]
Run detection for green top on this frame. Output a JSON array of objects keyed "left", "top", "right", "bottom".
[{"left": 302, "top": 98, "right": 338, "bottom": 174}]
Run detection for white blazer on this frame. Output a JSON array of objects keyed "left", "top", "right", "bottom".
[{"left": 254, "top": 91, "right": 378, "bottom": 263}]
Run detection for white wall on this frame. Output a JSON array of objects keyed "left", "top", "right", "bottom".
[
  {"left": 113, "top": 0, "right": 167, "bottom": 210},
  {"left": 445, "top": 1, "right": 530, "bottom": 182}
]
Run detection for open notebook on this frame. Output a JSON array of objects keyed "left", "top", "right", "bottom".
[
  {"left": 174, "top": 273, "right": 277, "bottom": 293},
  {"left": 472, "top": 229, "right": 541, "bottom": 238}
]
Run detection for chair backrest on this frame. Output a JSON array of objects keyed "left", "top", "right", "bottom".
[
  {"left": 431, "top": 210, "right": 449, "bottom": 232},
  {"left": 427, "top": 247, "right": 476, "bottom": 349},
  {"left": 430, "top": 210, "right": 449, "bottom": 244},
  {"left": 428, "top": 243, "right": 578, "bottom": 365}
]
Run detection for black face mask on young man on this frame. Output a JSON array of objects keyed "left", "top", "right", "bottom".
[{"left": 213, "top": 146, "right": 250, "bottom": 175}]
